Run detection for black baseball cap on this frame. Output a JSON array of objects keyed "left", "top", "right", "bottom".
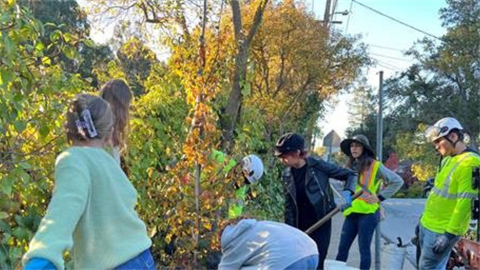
[{"left": 274, "top": 133, "right": 305, "bottom": 157}]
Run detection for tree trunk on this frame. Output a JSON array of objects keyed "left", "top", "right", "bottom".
[{"left": 221, "top": 0, "right": 269, "bottom": 152}]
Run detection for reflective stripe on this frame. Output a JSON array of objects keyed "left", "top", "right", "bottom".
[
  {"left": 358, "top": 161, "right": 380, "bottom": 200},
  {"left": 344, "top": 161, "right": 382, "bottom": 216},
  {"left": 431, "top": 187, "right": 477, "bottom": 199},
  {"left": 436, "top": 153, "right": 479, "bottom": 198}
]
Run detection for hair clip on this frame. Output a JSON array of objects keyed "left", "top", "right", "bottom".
[
  {"left": 80, "top": 109, "right": 98, "bottom": 138},
  {"left": 75, "top": 119, "right": 87, "bottom": 138}
]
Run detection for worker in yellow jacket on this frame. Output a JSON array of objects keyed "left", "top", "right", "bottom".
[
  {"left": 420, "top": 117, "right": 480, "bottom": 270},
  {"left": 209, "top": 150, "right": 264, "bottom": 218}
]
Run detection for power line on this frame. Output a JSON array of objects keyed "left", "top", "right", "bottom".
[
  {"left": 376, "top": 63, "right": 400, "bottom": 73},
  {"left": 375, "top": 60, "right": 400, "bottom": 71},
  {"left": 351, "top": 0, "right": 442, "bottom": 41},
  {"left": 370, "top": 52, "right": 414, "bottom": 62},
  {"left": 368, "top": 43, "right": 405, "bottom": 52},
  {"left": 344, "top": 0, "right": 354, "bottom": 34},
  {"left": 373, "top": 59, "right": 403, "bottom": 72}
]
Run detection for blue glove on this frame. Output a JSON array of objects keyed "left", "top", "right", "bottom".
[
  {"left": 432, "top": 233, "right": 456, "bottom": 254},
  {"left": 24, "top": 258, "right": 56, "bottom": 270},
  {"left": 339, "top": 190, "right": 352, "bottom": 211}
]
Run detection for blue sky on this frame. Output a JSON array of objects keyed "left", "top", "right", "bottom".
[{"left": 312, "top": 0, "right": 448, "bottom": 141}]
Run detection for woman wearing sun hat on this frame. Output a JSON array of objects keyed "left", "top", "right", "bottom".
[{"left": 335, "top": 134, "right": 403, "bottom": 270}]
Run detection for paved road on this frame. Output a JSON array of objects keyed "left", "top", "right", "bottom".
[{"left": 326, "top": 198, "right": 426, "bottom": 270}]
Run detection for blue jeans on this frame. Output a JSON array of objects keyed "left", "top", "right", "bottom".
[
  {"left": 284, "top": 255, "right": 319, "bottom": 270},
  {"left": 418, "top": 224, "right": 459, "bottom": 270},
  {"left": 335, "top": 211, "right": 380, "bottom": 270},
  {"left": 114, "top": 249, "right": 155, "bottom": 270}
]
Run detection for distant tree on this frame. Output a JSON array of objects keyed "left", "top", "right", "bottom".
[
  {"left": 384, "top": 0, "right": 480, "bottom": 148},
  {"left": 348, "top": 85, "right": 376, "bottom": 129},
  {"left": 117, "top": 37, "right": 158, "bottom": 96},
  {"left": 18, "top": 0, "right": 114, "bottom": 87},
  {"left": 242, "top": 0, "right": 371, "bottom": 145}
]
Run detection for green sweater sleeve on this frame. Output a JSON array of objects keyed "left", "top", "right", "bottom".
[
  {"left": 447, "top": 165, "right": 477, "bottom": 235},
  {"left": 23, "top": 152, "right": 90, "bottom": 270}
]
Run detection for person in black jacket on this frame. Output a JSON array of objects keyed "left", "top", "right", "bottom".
[{"left": 275, "top": 133, "right": 357, "bottom": 270}]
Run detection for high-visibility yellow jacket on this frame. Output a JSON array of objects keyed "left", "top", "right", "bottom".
[
  {"left": 209, "top": 150, "right": 247, "bottom": 219},
  {"left": 344, "top": 160, "right": 382, "bottom": 216},
  {"left": 421, "top": 151, "right": 480, "bottom": 235}
]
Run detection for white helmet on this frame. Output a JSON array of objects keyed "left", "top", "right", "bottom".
[
  {"left": 241, "top": 154, "right": 264, "bottom": 184},
  {"left": 425, "top": 117, "right": 464, "bottom": 142}
]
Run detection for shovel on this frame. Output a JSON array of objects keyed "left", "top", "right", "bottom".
[{"left": 305, "top": 191, "right": 364, "bottom": 235}]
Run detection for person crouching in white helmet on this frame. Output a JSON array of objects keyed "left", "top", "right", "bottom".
[
  {"left": 419, "top": 117, "right": 480, "bottom": 270},
  {"left": 208, "top": 150, "right": 264, "bottom": 218},
  {"left": 229, "top": 154, "right": 264, "bottom": 219}
]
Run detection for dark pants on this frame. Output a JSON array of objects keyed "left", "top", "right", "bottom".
[
  {"left": 335, "top": 211, "right": 379, "bottom": 270},
  {"left": 309, "top": 220, "right": 332, "bottom": 270}
]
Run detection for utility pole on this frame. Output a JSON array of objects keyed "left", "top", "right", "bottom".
[
  {"left": 375, "top": 70, "right": 384, "bottom": 270},
  {"left": 323, "top": 0, "right": 332, "bottom": 27}
]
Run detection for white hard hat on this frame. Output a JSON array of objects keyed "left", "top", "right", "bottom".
[
  {"left": 425, "top": 117, "right": 464, "bottom": 142},
  {"left": 241, "top": 154, "right": 264, "bottom": 184}
]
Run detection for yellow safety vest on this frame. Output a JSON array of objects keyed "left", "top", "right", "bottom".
[
  {"left": 344, "top": 160, "right": 382, "bottom": 216},
  {"left": 209, "top": 150, "right": 247, "bottom": 219},
  {"left": 421, "top": 152, "right": 480, "bottom": 235}
]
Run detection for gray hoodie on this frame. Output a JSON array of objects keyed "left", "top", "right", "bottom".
[{"left": 219, "top": 219, "right": 318, "bottom": 270}]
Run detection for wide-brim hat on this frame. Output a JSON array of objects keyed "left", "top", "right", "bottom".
[{"left": 340, "top": 134, "right": 375, "bottom": 158}]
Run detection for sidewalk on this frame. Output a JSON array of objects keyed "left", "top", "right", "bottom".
[{"left": 327, "top": 208, "right": 418, "bottom": 270}]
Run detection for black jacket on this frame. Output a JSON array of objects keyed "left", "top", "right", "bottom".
[{"left": 283, "top": 156, "right": 357, "bottom": 228}]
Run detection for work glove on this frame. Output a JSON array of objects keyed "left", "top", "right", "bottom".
[
  {"left": 432, "top": 232, "right": 457, "bottom": 254},
  {"left": 24, "top": 258, "right": 56, "bottom": 270},
  {"left": 339, "top": 190, "right": 353, "bottom": 211}
]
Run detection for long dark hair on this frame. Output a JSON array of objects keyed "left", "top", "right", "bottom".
[
  {"left": 346, "top": 150, "right": 375, "bottom": 174},
  {"left": 100, "top": 79, "right": 132, "bottom": 150}
]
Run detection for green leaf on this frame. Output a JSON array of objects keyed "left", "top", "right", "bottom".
[
  {"left": 63, "top": 32, "right": 75, "bottom": 43},
  {"left": 0, "top": 212, "right": 7, "bottom": 220},
  {"left": 0, "top": 177, "right": 13, "bottom": 195},
  {"left": 25, "top": 44, "right": 34, "bottom": 52},
  {"left": 62, "top": 46, "right": 77, "bottom": 60},
  {"left": 19, "top": 162, "right": 31, "bottom": 170},
  {"left": 13, "top": 120, "right": 26, "bottom": 132},
  {"left": 39, "top": 125, "right": 50, "bottom": 137},
  {"left": 0, "top": 220, "right": 11, "bottom": 233},
  {"left": 0, "top": 68, "right": 15, "bottom": 87},
  {"left": 49, "top": 30, "right": 62, "bottom": 42},
  {"left": 84, "top": 39, "right": 96, "bottom": 48},
  {"left": 241, "top": 82, "right": 251, "bottom": 96},
  {"left": 12, "top": 227, "right": 29, "bottom": 241},
  {"left": 35, "top": 42, "right": 44, "bottom": 51},
  {"left": 41, "top": 56, "right": 51, "bottom": 65},
  {"left": 0, "top": 245, "right": 7, "bottom": 264},
  {"left": 3, "top": 35, "right": 15, "bottom": 55}
]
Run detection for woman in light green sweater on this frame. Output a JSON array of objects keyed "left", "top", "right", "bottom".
[{"left": 23, "top": 94, "right": 153, "bottom": 270}]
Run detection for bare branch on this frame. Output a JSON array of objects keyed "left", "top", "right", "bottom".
[
  {"left": 230, "top": 0, "right": 243, "bottom": 41},
  {"left": 246, "top": 0, "right": 269, "bottom": 44}
]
